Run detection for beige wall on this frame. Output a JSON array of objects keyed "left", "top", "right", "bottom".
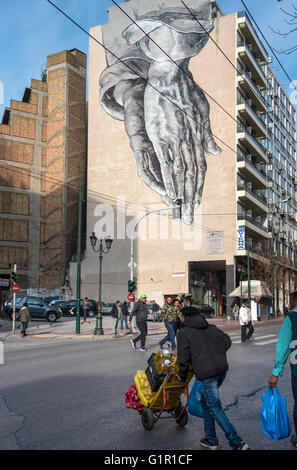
[{"left": 72, "top": 14, "right": 239, "bottom": 304}]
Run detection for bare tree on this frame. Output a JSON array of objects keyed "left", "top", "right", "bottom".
[{"left": 271, "top": 3, "right": 297, "bottom": 54}]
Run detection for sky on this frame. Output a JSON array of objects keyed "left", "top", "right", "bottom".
[{"left": 0, "top": 0, "right": 296, "bottom": 117}]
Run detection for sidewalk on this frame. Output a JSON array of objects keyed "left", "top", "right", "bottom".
[{"left": 0, "top": 314, "right": 284, "bottom": 342}]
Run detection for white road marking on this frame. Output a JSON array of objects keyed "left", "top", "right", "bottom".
[
  {"left": 232, "top": 334, "right": 277, "bottom": 344},
  {"left": 254, "top": 339, "right": 278, "bottom": 346}
]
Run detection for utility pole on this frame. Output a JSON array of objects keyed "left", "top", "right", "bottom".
[
  {"left": 76, "top": 185, "right": 82, "bottom": 335},
  {"left": 12, "top": 264, "right": 17, "bottom": 334},
  {"left": 247, "top": 240, "right": 251, "bottom": 307}
]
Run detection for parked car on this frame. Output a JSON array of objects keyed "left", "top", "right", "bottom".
[
  {"left": 59, "top": 299, "right": 98, "bottom": 317},
  {"left": 5, "top": 296, "right": 62, "bottom": 322},
  {"left": 49, "top": 299, "right": 67, "bottom": 307},
  {"left": 193, "top": 304, "right": 215, "bottom": 318},
  {"left": 100, "top": 302, "right": 113, "bottom": 315}
]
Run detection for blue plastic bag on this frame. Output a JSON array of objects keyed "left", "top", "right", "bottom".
[
  {"left": 188, "top": 379, "right": 204, "bottom": 418},
  {"left": 260, "top": 387, "right": 291, "bottom": 440}
]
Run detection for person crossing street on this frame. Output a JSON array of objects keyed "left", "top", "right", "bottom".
[
  {"left": 268, "top": 291, "right": 297, "bottom": 449},
  {"left": 159, "top": 297, "right": 180, "bottom": 351},
  {"left": 239, "top": 302, "right": 254, "bottom": 343},
  {"left": 128, "top": 294, "right": 149, "bottom": 351}
]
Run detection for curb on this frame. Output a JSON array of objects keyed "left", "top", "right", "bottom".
[{"left": 0, "top": 318, "right": 284, "bottom": 341}]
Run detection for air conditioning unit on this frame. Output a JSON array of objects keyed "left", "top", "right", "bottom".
[
  {"left": 247, "top": 99, "right": 252, "bottom": 106},
  {"left": 278, "top": 164, "right": 282, "bottom": 172},
  {"left": 247, "top": 71, "right": 252, "bottom": 78},
  {"left": 267, "top": 73, "right": 273, "bottom": 79},
  {"left": 247, "top": 126, "right": 252, "bottom": 134},
  {"left": 280, "top": 189, "right": 286, "bottom": 195},
  {"left": 267, "top": 165, "right": 273, "bottom": 171},
  {"left": 246, "top": 154, "right": 252, "bottom": 161},
  {"left": 273, "top": 207, "right": 278, "bottom": 214},
  {"left": 267, "top": 148, "right": 273, "bottom": 155},
  {"left": 289, "top": 214, "right": 295, "bottom": 220},
  {"left": 280, "top": 232, "right": 287, "bottom": 239},
  {"left": 279, "top": 208, "right": 285, "bottom": 216},
  {"left": 267, "top": 181, "right": 273, "bottom": 188}
]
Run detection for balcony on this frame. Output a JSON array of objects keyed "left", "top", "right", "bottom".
[
  {"left": 237, "top": 41, "right": 268, "bottom": 90},
  {"left": 236, "top": 122, "right": 268, "bottom": 164},
  {"left": 237, "top": 214, "right": 270, "bottom": 239},
  {"left": 237, "top": 183, "right": 268, "bottom": 215},
  {"left": 237, "top": 67, "right": 267, "bottom": 114},
  {"left": 237, "top": 152, "right": 267, "bottom": 189},
  {"left": 237, "top": 95, "right": 268, "bottom": 139},
  {"left": 237, "top": 12, "right": 269, "bottom": 64}
]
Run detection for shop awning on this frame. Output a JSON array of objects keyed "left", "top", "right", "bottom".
[{"left": 229, "top": 280, "right": 273, "bottom": 298}]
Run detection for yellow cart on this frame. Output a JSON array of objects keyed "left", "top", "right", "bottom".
[{"left": 135, "top": 360, "right": 194, "bottom": 431}]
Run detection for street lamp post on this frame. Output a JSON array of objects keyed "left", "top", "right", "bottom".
[
  {"left": 129, "top": 203, "right": 181, "bottom": 333},
  {"left": 90, "top": 232, "right": 113, "bottom": 335}
]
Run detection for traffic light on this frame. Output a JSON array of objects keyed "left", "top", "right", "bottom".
[
  {"left": 10, "top": 271, "right": 18, "bottom": 283},
  {"left": 172, "top": 199, "right": 182, "bottom": 219},
  {"left": 128, "top": 279, "right": 136, "bottom": 293}
]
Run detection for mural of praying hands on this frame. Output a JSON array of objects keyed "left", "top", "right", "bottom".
[
  {"left": 99, "top": 0, "right": 221, "bottom": 224},
  {"left": 144, "top": 61, "right": 221, "bottom": 224}
]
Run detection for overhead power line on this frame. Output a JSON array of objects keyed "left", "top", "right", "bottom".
[{"left": 45, "top": 0, "right": 236, "bottom": 155}]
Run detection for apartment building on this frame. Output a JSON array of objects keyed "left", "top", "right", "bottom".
[
  {"left": 71, "top": 0, "right": 296, "bottom": 316},
  {"left": 0, "top": 49, "right": 87, "bottom": 296}
]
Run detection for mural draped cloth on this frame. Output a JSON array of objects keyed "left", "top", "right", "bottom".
[{"left": 99, "top": 0, "right": 221, "bottom": 224}]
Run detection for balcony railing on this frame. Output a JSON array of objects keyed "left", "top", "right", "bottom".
[
  {"left": 237, "top": 40, "right": 268, "bottom": 86},
  {"left": 237, "top": 11, "right": 269, "bottom": 59},
  {"left": 237, "top": 214, "right": 269, "bottom": 232},
  {"left": 237, "top": 152, "right": 267, "bottom": 181},
  {"left": 237, "top": 65, "right": 267, "bottom": 109},
  {"left": 237, "top": 183, "right": 268, "bottom": 205},
  {"left": 237, "top": 94, "right": 267, "bottom": 130},
  {"left": 237, "top": 121, "right": 268, "bottom": 157}
]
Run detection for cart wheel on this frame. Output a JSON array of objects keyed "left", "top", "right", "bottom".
[
  {"left": 141, "top": 409, "right": 155, "bottom": 431},
  {"left": 175, "top": 405, "right": 188, "bottom": 427}
]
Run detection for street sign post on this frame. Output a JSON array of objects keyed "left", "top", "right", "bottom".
[{"left": 11, "top": 284, "right": 20, "bottom": 293}]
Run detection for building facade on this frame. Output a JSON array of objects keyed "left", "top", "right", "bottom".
[
  {"left": 70, "top": 0, "right": 296, "bottom": 315},
  {"left": 0, "top": 49, "right": 87, "bottom": 297}
]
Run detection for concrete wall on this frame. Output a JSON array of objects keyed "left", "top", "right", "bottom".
[{"left": 71, "top": 10, "right": 238, "bottom": 305}]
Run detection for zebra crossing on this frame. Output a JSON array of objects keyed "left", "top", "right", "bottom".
[{"left": 228, "top": 331, "right": 278, "bottom": 346}]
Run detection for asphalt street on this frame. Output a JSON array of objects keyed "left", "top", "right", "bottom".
[{"left": 0, "top": 322, "right": 295, "bottom": 451}]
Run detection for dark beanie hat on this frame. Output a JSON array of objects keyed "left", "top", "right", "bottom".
[{"left": 180, "top": 306, "right": 199, "bottom": 317}]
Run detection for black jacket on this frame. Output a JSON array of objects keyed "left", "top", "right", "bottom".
[
  {"left": 129, "top": 300, "right": 149, "bottom": 322},
  {"left": 177, "top": 313, "right": 232, "bottom": 381}
]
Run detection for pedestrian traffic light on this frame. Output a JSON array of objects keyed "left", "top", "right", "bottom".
[
  {"left": 128, "top": 280, "right": 136, "bottom": 293},
  {"left": 10, "top": 271, "right": 18, "bottom": 283},
  {"left": 172, "top": 199, "right": 182, "bottom": 219}
]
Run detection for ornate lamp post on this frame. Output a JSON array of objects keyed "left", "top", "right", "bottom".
[{"left": 90, "top": 232, "right": 113, "bottom": 335}]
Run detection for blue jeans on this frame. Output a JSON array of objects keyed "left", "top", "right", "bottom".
[
  {"left": 120, "top": 316, "right": 128, "bottom": 330},
  {"left": 160, "top": 322, "right": 177, "bottom": 351},
  {"left": 200, "top": 373, "right": 242, "bottom": 448}
]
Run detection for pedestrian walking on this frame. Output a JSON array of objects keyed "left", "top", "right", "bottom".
[
  {"left": 82, "top": 297, "right": 89, "bottom": 323},
  {"left": 268, "top": 291, "right": 297, "bottom": 449},
  {"left": 239, "top": 302, "right": 254, "bottom": 343},
  {"left": 19, "top": 302, "right": 31, "bottom": 337},
  {"left": 128, "top": 294, "right": 149, "bottom": 351},
  {"left": 159, "top": 297, "right": 180, "bottom": 351},
  {"left": 120, "top": 301, "right": 129, "bottom": 331},
  {"left": 111, "top": 300, "right": 121, "bottom": 336},
  {"left": 151, "top": 300, "right": 160, "bottom": 322},
  {"left": 233, "top": 304, "right": 239, "bottom": 321},
  {"left": 176, "top": 306, "right": 250, "bottom": 450}
]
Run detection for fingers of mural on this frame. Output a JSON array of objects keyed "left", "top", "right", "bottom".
[{"left": 99, "top": 0, "right": 220, "bottom": 224}]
